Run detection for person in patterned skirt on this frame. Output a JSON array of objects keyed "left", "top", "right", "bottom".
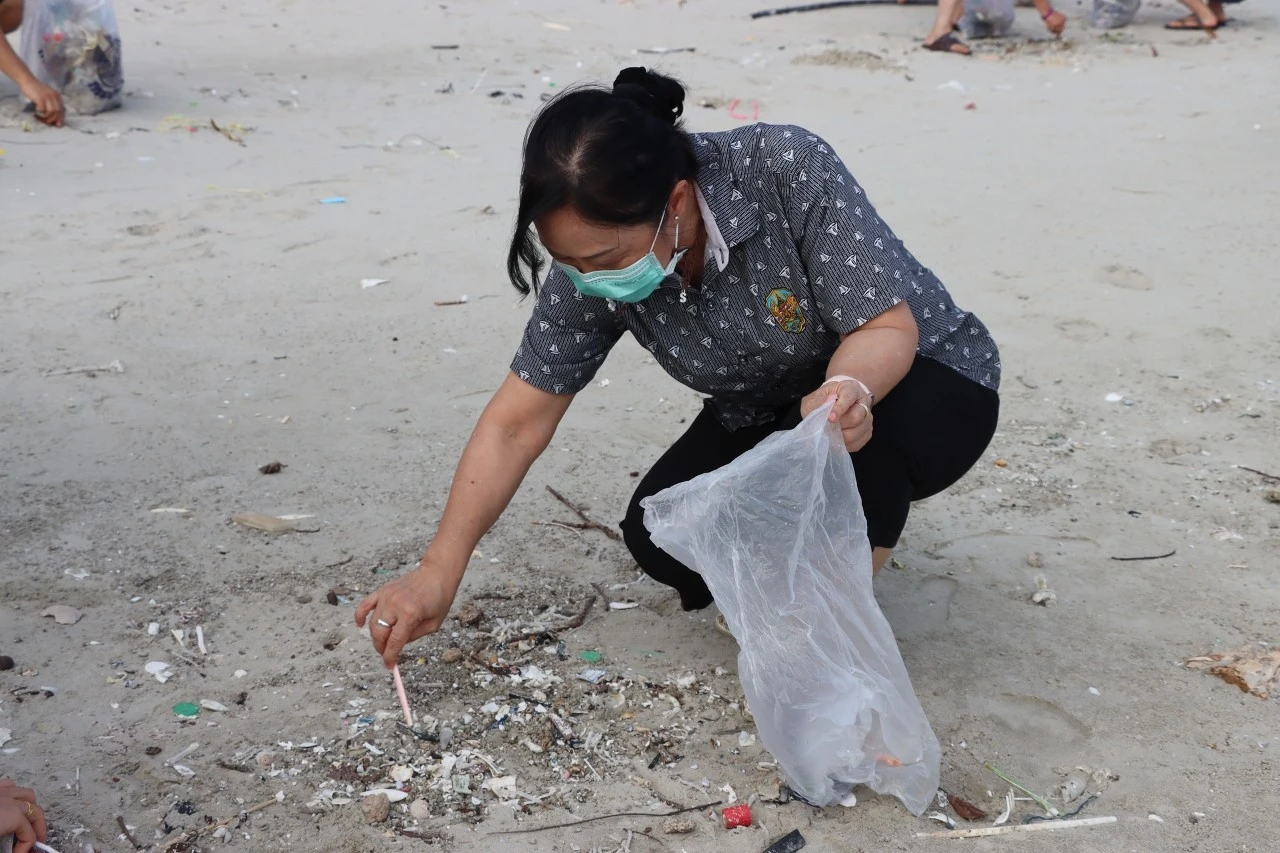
[{"left": 358, "top": 68, "right": 1000, "bottom": 664}]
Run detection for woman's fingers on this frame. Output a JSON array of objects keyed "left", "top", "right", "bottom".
[
  {"left": 1, "top": 800, "right": 37, "bottom": 853},
  {"left": 382, "top": 622, "right": 412, "bottom": 670},
  {"left": 354, "top": 591, "right": 378, "bottom": 628},
  {"left": 27, "top": 802, "right": 47, "bottom": 841}
]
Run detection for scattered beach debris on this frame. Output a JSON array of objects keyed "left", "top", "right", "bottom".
[
  {"left": 145, "top": 661, "right": 172, "bottom": 683},
  {"left": 947, "top": 793, "right": 988, "bottom": 821},
  {"left": 43, "top": 359, "right": 124, "bottom": 377},
  {"left": 361, "top": 278, "right": 390, "bottom": 289},
  {"left": 1184, "top": 645, "right": 1280, "bottom": 699},
  {"left": 1110, "top": 549, "right": 1176, "bottom": 562},
  {"left": 1030, "top": 575, "right": 1057, "bottom": 606},
  {"left": 209, "top": 118, "right": 246, "bottom": 146},
  {"left": 662, "top": 815, "right": 696, "bottom": 834},
  {"left": 434, "top": 295, "right": 470, "bottom": 306},
  {"left": 172, "top": 702, "right": 200, "bottom": 718},
  {"left": 915, "top": 815, "right": 1118, "bottom": 839},
  {"left": 763, "top": 829, "right": 806, "bottom": 853},
  {"left": 0, "top": 655, "right": 14, "bottom": 671},
  {"left": 993, "top": 789, "right": 1014, "bottom": 825},
  {"left": 258, "top": 461, "right": 285, "bottom": 474},
  {"left": 231, "top": 512, "right": 317, "bottom": 533},
  {"left": 1211, "top": 528, "right": 1243, "bottom": 542},
  {"left": 636, "top": 46, "right": 697, "bottom": 54},
  {"left": 927, "top": 811, "right": 958, "bottom": 829},
  {"left": 541, "top": 486, "right": 622, "bottom": 541},
  {"left": 722, "top": 803, "right": 752, "bottom": 829},
  {"left": 41, "top": 605, "right": 83, "bottom": 625},
  {"left": 320, "top": 196, "right": 346, "bottom": 204},
  {"left": 150, "top": 507, "right": 192, "bottom": 516}
]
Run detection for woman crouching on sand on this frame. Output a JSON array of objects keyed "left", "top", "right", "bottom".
[{"left": 358, "top": 68, "right": 1000, "bottom": 666}]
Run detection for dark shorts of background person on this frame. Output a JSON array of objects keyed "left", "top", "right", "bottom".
[{"left": 620, "top": 356, "right": 1000, "bottom": 611}]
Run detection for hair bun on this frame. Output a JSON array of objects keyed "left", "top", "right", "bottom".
[{"left": 612, "top": 67, "right": 685, "bottom": 124}]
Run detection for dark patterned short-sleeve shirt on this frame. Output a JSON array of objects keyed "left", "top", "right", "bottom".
[{"left": 512, "top": 123, "right": 1001, "bottom": 431}]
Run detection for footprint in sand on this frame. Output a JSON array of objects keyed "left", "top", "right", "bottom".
[
  {"left": 1098, "top": 264, "right": 1154, "bottom": 291},
  {"left": 970, "top": 693, "right": 1092, "bottom": 743},
  {"left": 882, "top": 575, "right": 959, "bottom": 638}
]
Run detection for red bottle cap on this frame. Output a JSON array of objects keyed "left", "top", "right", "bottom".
[{"left": 722, "top": 804, "right": 752, "bottom": 829}]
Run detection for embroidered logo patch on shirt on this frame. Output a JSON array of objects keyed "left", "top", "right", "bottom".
[{"left": 766, "top": 287, "right": 807, "bottom": 334}]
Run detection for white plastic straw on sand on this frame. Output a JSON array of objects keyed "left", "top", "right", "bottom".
[
  {"left": 36, "top": 842, "right": 66, "bottom": 853},
  {"left": 391, "top": 665, "right": 414, "bottom": 727},
  {"left": 914, "top": 815, "right": 1117, "bottom": 839}
]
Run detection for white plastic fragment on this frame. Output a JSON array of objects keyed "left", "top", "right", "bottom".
[
  {"left": 361, "top": 278, "right": 390, "bottom": 289},
  {"left": 41, "top": 605, "right": 83, "bottom": 625},
  {"left": 994, "top": 789, "right": 1014, "bottom": 825},
  {"left": 738, "top": 731, "right": 756, "bottom": 748},
  {"left": 150, "top": 507, "right": 192, "bottom": 516},
  {"left": 173, "top": 764, "right": 195, "bottom": 778},
  {"left": 234, "top": 669, "right": 248, "bottom": 678},
  {"left": 608, "top": 601, "right": 640, "bottom": 610},
  {"left": 1104, "top": 392, "right": 1125, "bottom": 403},
  {"left": 390, "top": 765, "right": 413, "bottom": 783},
  {"left": 200, "top": 699, "right": 229, "bottom": 712},
  {"left": 927, "top": 811, "right": 958, "bottom": 829},
  {"left": 838, "top": 792, "right": 858, "bottom": 808},
  {"left": 145, "top": 661, "right": 173, "bottom": 683},
  {"left": 1149, "top": 814, "right": 1164, "bottom": 823},
  {"left": 147, "top": 623, "right": 161, "bottom": 636},
  {"left": 0, "top": 729, "right": 11, "bottom": 748},
  {"left": 1031, "top": 575, "right": 1057, "bottom": 606},
  {"left": 362, "top": 788, "right": 408, "bottom": 802},
  {"left": 196, "top": 625, "right": 208, "bottom": 655}
]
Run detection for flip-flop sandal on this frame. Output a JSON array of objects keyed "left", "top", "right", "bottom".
[
  {"left": 1165, "top": 14, "right": 1220, "bottom": 29},
  {"left": 923, "top": 33, "right": 971, "bottom": 54}
]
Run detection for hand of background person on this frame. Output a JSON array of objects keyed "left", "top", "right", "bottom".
[
  {"left": 19, "top": 78, "right": 65, "bottom": 127},
  {"left": 0, "top": 780, "right": 48, "bottom": 853},
  {"left": 1043, "top": 9, "right": 1067, "bottom": 35},
  {"left": 800, "top": 378, "right": 874, "bottom": 453},
  {"left": 355, "top": 559, "right": 462, "bottom": 669}
]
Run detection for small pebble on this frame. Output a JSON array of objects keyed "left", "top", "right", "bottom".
[
  {"left": 0, "top": 655, "right": 14, "bottom": 671},
  {"left": 361, "top": 792, "right": 391, "bottom": 824},
  {"left": 409, "top": 799, "right": 431, "bottom": 822},
  {"left": 662, "top": 816, "right": 695, "bottom": 834},
  {"left": 440, "top": 648, "right": 464, "bottom": 664}
]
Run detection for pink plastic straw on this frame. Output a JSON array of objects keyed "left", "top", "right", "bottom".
[{"left": 391, "top": 664, "right": 414, "bottom": 727}]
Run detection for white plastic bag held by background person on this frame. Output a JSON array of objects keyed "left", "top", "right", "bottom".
[
  {"left": 642, "top": 404, "right": 940, "bottom": 815},
  {"left": 20, "top": 0, "right": 123, "bottom": 115},
  {"left": 960, "top": 0, "right": 1016, "bottom": 38},
  {"left": 1091, "top": 0, "right": 1141, "bottom": 29}
]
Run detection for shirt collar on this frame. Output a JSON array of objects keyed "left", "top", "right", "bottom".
[
  {"left": 691, "top": 132, "right": 761, "bottom": 252},
  {"left": 694, "top": 184, "right": 730, "bottom": 273}
]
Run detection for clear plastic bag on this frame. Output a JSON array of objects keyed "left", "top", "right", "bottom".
[
  {"left": 642, "top": 404, "right": 940, "bottom": 815},
  {"left": 20, "top": 0, "right": 124, "bottom": 115},
  {"left": 1091, "top": 0, "right": 1141, "bottom": 28},
  {"left": 960, "top": 0, "right": 1017, "bottom": 38}
]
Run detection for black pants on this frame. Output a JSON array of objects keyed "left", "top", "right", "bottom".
[{"left": 620, "top": 356, "right": 1000, "bottom": 610}]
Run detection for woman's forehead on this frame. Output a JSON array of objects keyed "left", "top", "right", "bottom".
[{"left": 536, "top": 207, "right": 646, "bottom": 256}]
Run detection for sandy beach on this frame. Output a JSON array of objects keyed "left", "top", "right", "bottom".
[{"left": 2, "top": 0, "right": 1278, "bottom": 850}]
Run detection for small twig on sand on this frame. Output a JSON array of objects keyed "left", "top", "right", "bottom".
[
  {"left": 1110, "top": 549, "right": 1177, "bottom": 562},
  {"left": 158, "top": 796, "right": 280, "bottom": 851},
  {"left": 486, "top": 800, "right": 722, "bottom": 837},
  {"left": 914, "top": 815, "right": 1117, "bottom": 839},
  {"left": 434, "top": 298, "right": 469, "bottom": 306},
  {"left": 591, "top": 582, "right": 615, "bottom": 606},
  {"left": 396, "top": 828, "right": 449, "bottom": 841},
  {"left": 545, "top": 486, "right": 621, "bottom": 541},
  {"left": 116, "top": 815, "right": 144, "bottom": 849},
  {"left": 555, "top": 595, "right": 597, "bottom": 631},
  {"left": 210, "top": 118, "right": 246, "bottom": 146},
  {"left": 533, "top": 520, "right": 585, "bottom": 538},
  {"left": 1237, "top": 465, "right": 1280, "bottom": 481}
]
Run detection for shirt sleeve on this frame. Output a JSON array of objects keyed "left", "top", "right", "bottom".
[
  {"left": 776, "top": 133, "right": 911, "bottom": 335},
  {"left": 510, "top": 267, "right": 626, "bottom": 395}
]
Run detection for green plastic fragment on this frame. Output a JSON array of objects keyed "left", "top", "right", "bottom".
[
  {"left": 173, "top": 702, "right": 200, "bottom": 718},
  {"left": 579, "top": 650, "right": 602, "bottom": 663}
]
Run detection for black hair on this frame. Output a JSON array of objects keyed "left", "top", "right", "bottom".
[{"left": 506, "top": 67, "right": 699, "bottom": 296}]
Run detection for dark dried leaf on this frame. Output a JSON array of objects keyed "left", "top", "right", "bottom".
[{"left": 947, "top": 793, "right": 989, "bottom": 821}]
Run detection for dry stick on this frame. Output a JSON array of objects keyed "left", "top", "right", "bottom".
[
  {"left": 556, "top": 594, "right": 597, "bottom": 631},
  {"left": 533, "top": 520, "right": 586, "bottom": 538},
  {"left": 158, "top": 796, "right": 280, "bottom": 851},
  {"left": 1237, "top": 465, "right": 1280, "bottom": 481},
  {"left": 209, "top": 119, "right": 245, "bottom": 146},
  {"left": 914, "top": 815, "right": 1117, "bottom": 839},
  {"left": 1110, "top": 549, "right": 1177, "bottom": 562},
  {"left": 116, "top": 815, "right": 144, "bottom": 850},
  {"left": 486, "top": 799, "right": 723, "bottom": 837},
  {"left": 545, "top": 486, "right": 622, "bottom": 541}
]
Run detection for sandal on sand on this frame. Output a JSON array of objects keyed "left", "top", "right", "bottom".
[
  {"left": 923, "top": 34, "right": 971, "bottom": 55},
  {"left": 1165, "top": 13, "right": 1221, "bottom": 29}
]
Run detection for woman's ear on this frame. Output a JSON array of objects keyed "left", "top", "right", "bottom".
[{"left": 668, "top": 179, "right": 696, "bottom": 226}]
